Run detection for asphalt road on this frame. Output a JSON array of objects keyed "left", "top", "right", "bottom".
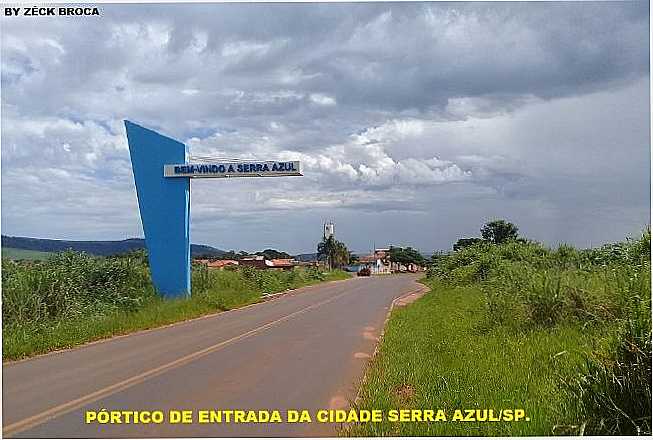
[{"left": 3, "top": 274, "right": 422, "bottom": 438}]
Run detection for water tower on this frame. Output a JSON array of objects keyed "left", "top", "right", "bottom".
[{"left": 323, "top": 222, "right": 335, "bottom": 240}]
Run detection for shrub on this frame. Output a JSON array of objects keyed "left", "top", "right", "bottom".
[
  {"left": 2, "top": 251, "right": 154, "bottom": 327},
  {"left": 2, "top": 254, "right": 349, "bottom": 360},
  {"left": 428, "top": 228, "right": 651, "bottom": 435},
  {"left": 567, "top": 288, "right": 651, "bottom": 435}
]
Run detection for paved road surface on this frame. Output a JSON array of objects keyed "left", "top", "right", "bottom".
[{"left": 3, "top": 274, "right": 422, "bottom": 438}]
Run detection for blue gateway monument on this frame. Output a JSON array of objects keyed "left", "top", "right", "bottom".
[{"left": 124, "top": 121, "right": 302, "bottom": 298}]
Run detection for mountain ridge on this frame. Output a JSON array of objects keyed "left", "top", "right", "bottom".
[
  {"left": 1, "top": 235, "right": 323, "bottom": 260},
  {"left": 1, "top": 235, "right": 227, "bottom": 258}
]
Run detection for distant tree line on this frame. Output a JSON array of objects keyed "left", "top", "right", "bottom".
[
  {"left": 196, "top": 248, "right": 293, "bottom": 260},
  {"left": 453, "top": 219, "right": 522, "bottom": 251},
  {"left": 388, "top": 246, "right": 427, "bottom": 266}
]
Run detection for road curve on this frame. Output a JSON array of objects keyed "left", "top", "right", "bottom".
[{"left": 3, "top": 274, "right": 422, "bottom": 438}]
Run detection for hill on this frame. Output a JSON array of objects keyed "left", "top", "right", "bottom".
[
  {"left": 1, "top": 236, "right": 226, "bottom": 258},
  {"left": 294, "top": 252, "right": 319, "bottom": 262}
]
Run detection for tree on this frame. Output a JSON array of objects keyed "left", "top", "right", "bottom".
[
  {"left": 480, "top": 220, "right": 519, "bottom": 245},
  {"left": 453, "top": 237, "right": 483, "bottom": 251},
  {"left": 388, "top": 246, "right": 426, "bottom": 266},
  {"left": 430, "top": 250, "right": 446, "bottom": 264},
  {"left": 317, "top": 236, "right": 350, "bottom": 270},
  {"left": 256, "top": 249, "right": 292, "bottom": 260}
]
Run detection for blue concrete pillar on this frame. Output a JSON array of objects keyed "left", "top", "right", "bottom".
[{"left": 124, "top": 121, "right": 191, "bottom": 298}]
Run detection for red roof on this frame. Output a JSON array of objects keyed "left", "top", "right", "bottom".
[
  {"left": 270, "top": 259, "right": 296, "bottom": 267},
  {"left": 206, "top": 260, "right": 239, "bottom": 268}
]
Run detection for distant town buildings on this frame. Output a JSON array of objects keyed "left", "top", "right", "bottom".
[
  {"left": 202, "top": 259, "right": 239, "bottom": 270},
  {"left": 195, "top": 221, "right": 424, "bottom": 275},
  {"left": 358, "top": 248, "right": 391, "bottom": 274},
  {"left": 195, "top": 255, "right": 315, "bottom": 271},
  {"left": 357, "top": 248, "right": 424, "bottom": 274}
]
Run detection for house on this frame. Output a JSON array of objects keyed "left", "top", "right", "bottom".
[
  {"left": 269, "top": 258, "right": 297, "bottom": 270},
  {"left": 207, "top": 260, "right": 239, "bottom": 269},
  {"left": 239, "top": 255, "right": 274, "bottom": 269},
  {"left": 357, "top": 248, "right": 424, "bottom": 274},
  {"left": 239, "top": 255, "right": 300, "bottom": 270},
  {"left": 195, "top": 259, "right": 239, "bottom": 270},
  {"left": 358, "top": 249, "right": 392, "bottom": 274},
  {"left": 196, "top": 255, "right": 301, "bottom": 271}
]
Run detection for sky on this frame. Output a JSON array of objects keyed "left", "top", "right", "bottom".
[{"left": 1, "top": 1, "right": 650, "bottom": 255}]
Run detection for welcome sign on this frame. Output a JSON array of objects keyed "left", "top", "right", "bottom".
[
  {"left": 164, "top": 161, "right": 302, "bottom": 178},
  {"left": 125, "top": 121, "right": 303, "bottom": 297}
]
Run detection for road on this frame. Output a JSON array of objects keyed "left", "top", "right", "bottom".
[{"left": 3, "top": 274, "right": 422, "bottom": 438}]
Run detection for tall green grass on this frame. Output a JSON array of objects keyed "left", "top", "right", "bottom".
[
  {"left": 3, "top": 251, "right": 154, "bottom": 327},
  {"left": 347, "top": 285, "right": 604, "bottom": 436},
  {"left": 430, "top": 229, "right": 651, "bottom": 435},
  {"left": 350, "top": 229, "right": 650, "bottom": 436},
  {"left": 2, "top": 251, "right": 349, "bottom": 360}
]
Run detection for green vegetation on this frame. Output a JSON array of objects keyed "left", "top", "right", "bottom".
[
  {"left": 207, "top": 248, "right": 293, "bottom": 260},
  {"left": 349, "top": 223, "right": 650, "bottom": 436},
  {"left": 2, "top": 250, "right": 349, "bottom": 361},
  {"left": 452, "top": 237, "right": 483, "bottom": 251},
  {"left": 388, "top": 246, "right": 426, "bottom": 266},
  {"left": 480, "top": 219, "right": 519, "bottom": 244},
  {"left": 317, "top": 236, "right": 351, "bottom": 269},
  {"left": 255, "top": 249, "right": 293, "bottom": 260},
  {"left": 453, "top": 219, "right": 524, "bottom": 251},
  {"left": 2, "top": 247, "right": 53, "bottom": 260}
]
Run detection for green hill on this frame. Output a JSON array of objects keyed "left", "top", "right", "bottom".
[
  {"left": 1, "top": 236, "right": 226, "bottom": 258},
  {"left": 2, "top": 247, "right": 53, "bottom": 260}
]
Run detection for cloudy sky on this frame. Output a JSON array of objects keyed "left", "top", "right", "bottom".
[{"left": 1, "top": 2, "right": 650, "bottom": 254}]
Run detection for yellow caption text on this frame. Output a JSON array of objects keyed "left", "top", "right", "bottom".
[{"left": 85, "top": 408, "right": 530, "bottom": 424}]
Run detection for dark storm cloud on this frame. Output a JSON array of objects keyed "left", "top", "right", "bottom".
[
  {"left": 4, "top": 3, "right": 648, "bottom": 129},
  {"left": 1, "top": 2, "right": 649, "bottom": 253}
]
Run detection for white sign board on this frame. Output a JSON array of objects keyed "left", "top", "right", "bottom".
[{"left": 164, "top": 161, "right": 302, "bottom": 178}]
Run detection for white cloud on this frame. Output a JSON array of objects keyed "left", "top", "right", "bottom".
[
  {"left": 0, "top": 2, "right": 648, "bottom": 252},
  {"left": 309, "top": 93, "right": 336, "bottom": 106},
  {"left": 221, "top": 40, "right": 276, "bottom": 58}
]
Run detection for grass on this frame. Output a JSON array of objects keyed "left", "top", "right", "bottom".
[
  {"left": 347, "top": 229, "right": 650, "bottom": 436},
  {"left": 2, "top": 279, "right": 256, "bottom": 361},
  {"left": 2, "top": 247, "right": 53, "bottom": 260},
  {"left": 2, "top": 251, "right": 350, "bottom": 361},
  {"left": 347, "top": 282, "right": 608, "bottom": 436}
]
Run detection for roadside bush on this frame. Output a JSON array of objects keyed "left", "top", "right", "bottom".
[
  {"left": 238, "top": 265, "right": 330, "bottom": 292},
  {"left": 2, "top": 251, "right": 154, "bottom": 327},
  {"left": 550, "top": 244, "right": 581, "bottom": 270},
  {"left": 566, "top": 287, "right": 651, "bottom": 435},
  {"left": 3, "top": 254, "right": 349, "bottom": 360},
  {"left": 429, "top": 230, "right": 650, "bottom": 327},
  {"left": 3, "top": 256, "right": 341, "bottom": 330},
  {"left": 427, "top": 228, "right": 651, "bottom": 435}
]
